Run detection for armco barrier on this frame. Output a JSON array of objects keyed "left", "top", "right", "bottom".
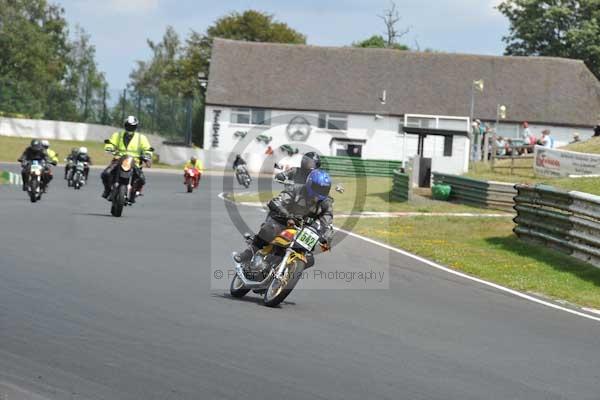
[
  {"left": 513, "top": 184, "right": 600, "bottom": 268},
  {"left": 0, "top": 170, "right": 22, "bottom": 185},
  {"left": 432, "top": 173, "right": 516, "bottom": 211},
  {"left": 390, "top": 170, "right": 409, "bottom": 202},
  {"left": 320, "top": 156, "right": 402, "bottom": 177}
]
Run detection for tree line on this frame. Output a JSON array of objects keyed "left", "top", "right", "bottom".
[{"left": 0, "top": 0, "right": 107, "bottom": 122}]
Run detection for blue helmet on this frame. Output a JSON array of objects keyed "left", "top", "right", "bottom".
[{"left": 305, "top": 169, "right": 331, "bottom": 201}]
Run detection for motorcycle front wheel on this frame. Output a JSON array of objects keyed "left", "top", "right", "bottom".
[
  {"left": 230, "top": 274, "right": 250, "bottom": 298},
  {"left": 29, "top": 180, "right": 38, "bottom": 203},
  {"left": 111, "top": 185, "right": 127, "bottom": 217},
  {"left": 263, "top": 259, "right": 305, "bottom": 307},
  {"left": 73, "top": 173, "right": 81, "bottom": 190}
]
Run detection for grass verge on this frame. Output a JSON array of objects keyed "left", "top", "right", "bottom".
[
  {"left": 231, "top": 176, "right": 502, "bottom": 214},
  {"left": 0, "top": 135, "right": 113, "bottom": 165},
  {"left": 0, "top": 135, "right": 177, "bottom": 169},
  {"left": 339, "top": 216, "right": 600, "bottom": 309}
]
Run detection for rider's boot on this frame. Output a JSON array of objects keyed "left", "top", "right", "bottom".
[
  {"left": 101, "top": 185, "right": 110, "bottom": 199},
  {"left": 234, "top": 245, "right": 257, "bottom": 264}
]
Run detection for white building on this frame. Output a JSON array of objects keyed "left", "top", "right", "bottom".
[{"left": 203, "top": 39, "right": 600, "bottom": 174}]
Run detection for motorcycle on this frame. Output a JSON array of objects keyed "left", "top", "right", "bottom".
[
  {"left": 26, "top": 160, "right": 45, "bottom": 203},
  {"left": 235, "top": 164, "right": 252, "bottom": 188},
  {"left": 230, "top": 218, "right": 330, "bottom": 307},
  {"left": 106, "top": 149, "right": 153, "bottom": 217},
  {"left": 184, "top": 167, "right": 200, "bottom": 193},
  {"left": 70, "top": 160, "right": 88, "bottom": 190},
  {"left": 65, "top": 158, "right": 74, "bottom": 185}
]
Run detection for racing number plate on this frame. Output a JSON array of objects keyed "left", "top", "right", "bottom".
[{"left": 296, "top": 228, "right": 320, "bottom": 251}]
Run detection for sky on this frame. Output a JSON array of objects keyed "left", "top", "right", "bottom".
[{"left": 58, "top": 0, "right": 509, "bottom": 91}]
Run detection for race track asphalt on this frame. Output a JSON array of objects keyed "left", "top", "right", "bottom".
[{"left": 0, "top": 163, "right": 599, "bottom": 400}]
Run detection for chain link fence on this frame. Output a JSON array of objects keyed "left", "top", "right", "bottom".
[{"left": 0, "top": 82, "right": 204, "bottom": 146}]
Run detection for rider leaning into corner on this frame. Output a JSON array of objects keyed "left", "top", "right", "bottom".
[
  {"left": 234, "top": 168, "right": 335, "bottom": 265},
  {"left": 275, "top": 151, "right": 321, "bottom": 185},
  {"left": 18, "top": 139, "right": 55, "bottom": 191},
  {"left": 232, "top": 154, "right": 246, "bottom": 170},
  {"left": 101, "top": 116, "right": 153, "bottom": 202}
]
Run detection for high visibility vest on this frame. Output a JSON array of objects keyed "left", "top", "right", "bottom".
[
  {"left": 184, "top": 160, "right": 203, "bottom": 171},
  {"left": 104, "top": 131, "right": 152, "bottom": 158}
]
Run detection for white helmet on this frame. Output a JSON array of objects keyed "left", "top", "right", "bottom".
[
  {"left": 79, "top": 146, "right": 88, "bottom": 154},
  {"left": 41, "top": 140, "right": 50, "bottom": 149},
  {"left": 124, "top": 115, "right": 139, "bottom": 132}
]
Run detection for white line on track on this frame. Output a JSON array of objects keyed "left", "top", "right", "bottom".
[{"left": 219, "top": 191, "right": 600, "bottom": 323}]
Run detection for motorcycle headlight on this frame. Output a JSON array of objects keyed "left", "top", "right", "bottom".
[{"left": 121, "top": 157, "right": 133, "bottom": 172}]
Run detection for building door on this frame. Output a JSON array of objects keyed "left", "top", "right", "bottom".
[{"left": 346, "top": 144, "right": 362, "bottom": 157}]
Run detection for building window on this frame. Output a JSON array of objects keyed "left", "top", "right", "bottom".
[
  {"left": 231, "top": 108, "right": 271, "bottom": 126},
  {"left": 406, "top": 116, "right": 435, "bottom": 128},
  {"left": 443, "top": 135, "right": 453, "bottom": 157},
  {"left": 318, "top": 113, "right": 348, "bottom": 130}
]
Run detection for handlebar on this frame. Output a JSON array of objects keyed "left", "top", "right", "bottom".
[{"left": 274, "top": 178, "right": 294, "bottom": 185}]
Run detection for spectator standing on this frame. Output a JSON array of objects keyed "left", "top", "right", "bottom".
[
  {"left": 496, "top": 136, "right": 506, "bottom": 156},
  {"left": 471, "top": 119, "right": 481, "bottom": 160},
  {"left": 522, "top": 122, "right": 535, "bottom": 153},
  {"left": 594, "top": 123, "right": 600, "bottom": 137}
]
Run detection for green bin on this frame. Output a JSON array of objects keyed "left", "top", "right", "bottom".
[{"left": 432, "top": 184, "right": 451, "bottom": 201}]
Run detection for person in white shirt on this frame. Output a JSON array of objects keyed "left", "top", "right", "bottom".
[{"left": 541, "top": 129, "right": 554, "bottom": 148}]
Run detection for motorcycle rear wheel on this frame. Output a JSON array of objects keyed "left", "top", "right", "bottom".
[{"left": 263, "top": 259, "right": 305, "bottom": 307}]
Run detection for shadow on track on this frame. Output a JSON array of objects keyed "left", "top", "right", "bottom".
[
  {"left": 211, "top": 293, "right": 296, "bottom": 308},
  {"left": 73, "top": 212, "right": 115, "bottom": 218}
]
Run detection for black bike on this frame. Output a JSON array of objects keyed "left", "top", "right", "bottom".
[{"left": 106, "top": 151, "right": 152, "bottom": 217}]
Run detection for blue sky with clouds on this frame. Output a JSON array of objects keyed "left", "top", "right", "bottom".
[{"left": 58, "top": 0, "right": 508, "bottom": 89}]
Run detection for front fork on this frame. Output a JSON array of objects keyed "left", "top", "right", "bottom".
[{"left": 274, "top": 250, "right": 292, "bottom": 281}]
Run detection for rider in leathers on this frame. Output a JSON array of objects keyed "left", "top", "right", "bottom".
[
  {"left": 235, "top": 169, "right": 334, "bottom": 264},
  {"left": 18, "top": 139, "right": 54, "bottom": 191}
]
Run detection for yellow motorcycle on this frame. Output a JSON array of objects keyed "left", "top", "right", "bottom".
[{"left": 230, "top": 219, "right": 329, "bottom": 307}]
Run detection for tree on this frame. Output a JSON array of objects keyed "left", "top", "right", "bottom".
[
  {"left": 207, "top": 10, "right": 306, "bottom": 44},
  {"left": 353, "top": 35, "right": 409, "bottom": 50},
  {"left": 0, "top": 0, "right": 71, "bottom": 118},
  {"left": 378, "top": 1, "right": 410, "bottom": 48},
  {"left": 0, "top": 0, "right": 107, "bottom": 122},
  {"left": 62, "top": 26, "right": 107, "bottom": 122},
  {"left": 498, "top": 0, "right": 600, "bottom": 79},
  {"left": 352, "top": 2, "right": 410, "bottom": 50}
]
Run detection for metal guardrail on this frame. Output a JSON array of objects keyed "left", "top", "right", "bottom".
[
  {"left": 0, "top": 170, "right": 22, "bottom": 185},
  {"left": 514, "top": 184, "right": 600, "bottom": 268},
  {"left": 320, "top": 156, "right": 402, "bottom": 177},
  {"left": 390, "top": 170, "right": 409, "bottom": 202},
  {"left": 432, "top": 173, "right": 516, "bottom": 211}
]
